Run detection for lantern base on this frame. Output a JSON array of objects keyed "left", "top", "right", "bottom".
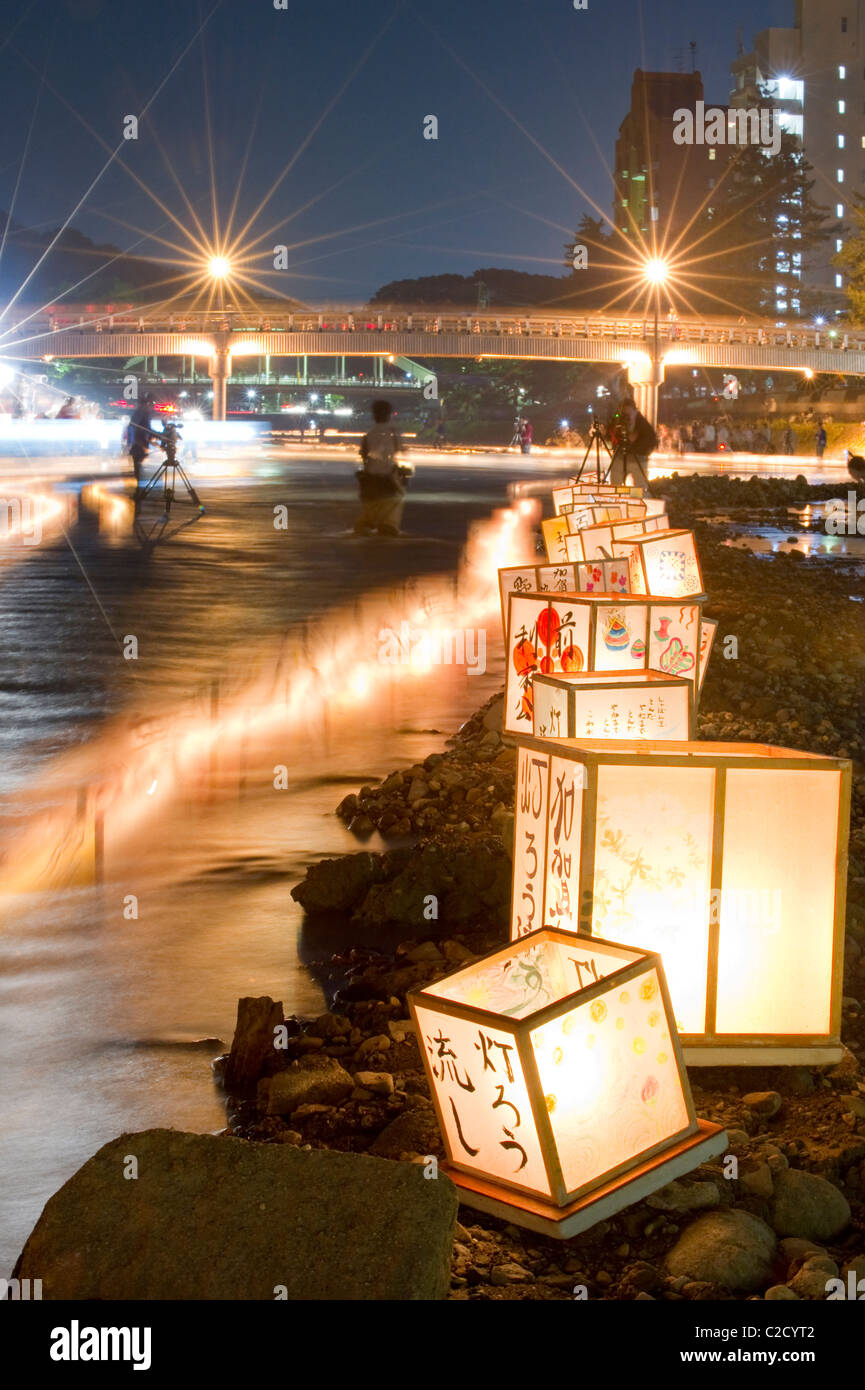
[
  {"left": 683, "top": 1044, "right": 843, "bottom": 1067},
  {"left": 441, "top": 1120, "right": 727, "bottom": 1240}
]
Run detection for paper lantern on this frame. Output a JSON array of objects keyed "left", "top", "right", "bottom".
[
  {"left": 532, "top": 670, "right": 693, "bottom": 742},
  {"left": 408, "top": 928, "right": 726, "bottom": 1236},
  {"left": 564, "top": 515, "right": 666, "bottom": 564},
  {"left": 565, "top": 502, "right": 633, "bottom": 527},
  {"left": 499, "top": 562, "right": 630, "bottom": 633},
  {"left": 541, "top": 516, "right": 571, "bottom": 563},
  {"left": 613, "top": 528, "right": 705, "bottom": 599},
  {"left": 504, "top": 592, "right": 708, "bottom": 734},
  {"left": 511, "top": 737, "right": 851, "bottom": 1064}
]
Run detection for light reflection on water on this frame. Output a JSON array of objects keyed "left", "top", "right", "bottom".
[{"left": 0, "top": 453, "right": 533, "bottom": 1276}]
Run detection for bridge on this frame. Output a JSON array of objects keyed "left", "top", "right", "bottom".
[{"left": 2, "top": 304, "right": 863, "bottom": 422}]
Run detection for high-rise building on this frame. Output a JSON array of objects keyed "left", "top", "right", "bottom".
[
  {"left": 731, "top": 2, "right": 865, "bottom": 311},
  {"left": 614, "top": 71, "right": 727, "bottom": 252}
]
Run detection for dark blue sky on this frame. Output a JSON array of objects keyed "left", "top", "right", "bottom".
[{"left": 0, "top": 0, "right": 792, "bottom": 303}]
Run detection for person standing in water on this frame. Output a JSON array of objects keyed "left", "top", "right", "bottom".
[{"left": 355, "top": 399, "right": 410, "bottom": 536}]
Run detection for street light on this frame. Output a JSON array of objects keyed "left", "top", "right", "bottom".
[
  {"left": 208, "top": 256, "right": 231, "bottom": 315},
  {"left": 642, "top": 258, "right": 669, "bottom": 428}
]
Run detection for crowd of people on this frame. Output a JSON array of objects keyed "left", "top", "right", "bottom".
[{"left": 656, "top": 416, "right": 829, "bottom": 457}]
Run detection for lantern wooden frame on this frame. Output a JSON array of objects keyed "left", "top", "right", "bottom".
[
  {"left": 565, "top": 515, "right": 667, "bottom": 563},
  {"left": 408, "top": 927, "right": 726, "bottom": 1238},
  {"left": 510, "top": 737, "right": 851, "bottom": 1065},
  {"left": 504, "top": 591, "right": 710, "bottom": 735},
  {"left": 613, "top": 528, "right": 705, "bottom": 599},
  {"left": 532, "top": 670, "right": 694, "bottom": 742}
]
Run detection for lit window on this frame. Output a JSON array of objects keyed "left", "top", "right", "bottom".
[
  {"left": 836, "top": 273, "right": 844, "bottom": 287},
  {"left": 837, "top": 203, "right": 845, "bottom": 216},
  {"left": 838, "top": 134, "right": 846, "bottom": 147},
  {"left": 837, "top": 238, "right": 844, "bottom": 252},
  {"left": 709, "top": 149, "right": 716, "bottom": 160},
  {"left": 840, "top": 65, "right": 847, "bottom": 79},
  {"left": 861, "top": 136, "right": 865, "bottom": 147},
  {"left": 839, "top": 100, "right": 847, "bottom": 113},
  {"left": 838, "top": 168, "right": 845, "bottom": 182}
]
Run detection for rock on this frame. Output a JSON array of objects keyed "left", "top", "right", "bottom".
[
  {"left": 779, "top": 1237, "right": 826, "bottom": 1271},
  {"left": 743, "top": 1091, "right": 782, "bottom": 1117},
  {"left": 490, "top": 1262, "right": 533, "bottom": 1286},
  {"left": 355, "top": 1034, "right": 391, "bottom": 1060},
  {"left": 266, "top": 1056, "right": 354, "bottom": 1115},
  {"left": 404, "top": 941, "right": 444, "bottom": 964},
  {"left": 646, "top": 1179, "right": 720, "bottom": 1213},
  {"left": 13, "top": 1130, "right": 457, "bottom": 1300},
  {"left": 387, "top": 1018, "right": 416, "bottom": 1043},
  {"left": 788, "top": 1257, "right": 838, "bottom": 1300},
  {"left": 442, "top": 940, "right": 474, "bottom": 966},
  {"left": 665, "top": 1210, "right": 776, "bottom": 1293},
  {"left": 368, "top": 1100, "right": 442, "bottom": 1160},
  {"left": 481, "top": 695, "right": 504, "bottom": 733},
  {"left": 291, "top": 852, "right": 380, "bottom": 913},
  {"left": 769, "top": 1169, "right": 851, "bottom": 1240},
  {"left": 842, "top": 1094, "right": 865, "bottom": 1120},
  {"left": 490, "top": 807, "right": 515, "bottom": 854},
  {"left": 353, "top": 1071, "right": 395, "bottom": 1096},
  {"left": 408, "top": 779, "right": 429, "bottom": 803},
  {"left": 224, "top": 996, "right": 284, "bottom": 1091},
  {"left": 725, "top": 1129, "right": 751, "bottom": 1149},
  {"left": 737, "top": 1162, "right": 774, "bottom": 1199},
  {"left": 765, "top": 1284, "right": 799, "bottom": 1301}
]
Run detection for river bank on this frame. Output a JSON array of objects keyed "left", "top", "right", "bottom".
[{"left": 218, "top": 473, "right": 865, "bottom": 1301}]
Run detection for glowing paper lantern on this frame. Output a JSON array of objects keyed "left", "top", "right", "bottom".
[
  {"left": 408, "top": 928, "right": 726, "bottom": 1236},
  {"left": 564, "top": 515, "right": 667, "bottom": 563},
  {"left": 498, "top": 562, "right": 629, "bottom": 637},
  {"left": 532, "top": 670, "right": 693, "bottom": 742},
  {"left": 613, "top": 528, "right": 705, "bottom": 599},
  {"left": 541, "top": 516, "right": 571, "bottom": 563},
  {"left": 504, "top": 592, "right": 707, "bottom": 734},
  {"left": 511, "top": 738, "right": 851, "bottom": 1064}
]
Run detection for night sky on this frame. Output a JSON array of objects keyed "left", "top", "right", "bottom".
[{"left": 1, "top": 0, "right": 793, "bottom": 304}]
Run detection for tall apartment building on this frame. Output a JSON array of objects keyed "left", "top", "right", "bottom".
[
  {"left": 731, "top": 1, "right": 865, "bottom": 312},
  {"left": 614, "top": 71, "right": 727, "bottom": 252}
]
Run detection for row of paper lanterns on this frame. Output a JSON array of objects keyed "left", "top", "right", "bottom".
[{"left": 407, "top": 478, "right": 851, "bottom": 1238}]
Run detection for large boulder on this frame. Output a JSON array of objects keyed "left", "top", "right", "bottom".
[
  {"left": 13, "top": 1130, "right": 458, "bottom": 1300},
  {"left": 291, "top": 852, "right": 381, "bottom": 913},
  {"left": 665, "top": 1210, "right": 777, "bottom": 1292}
]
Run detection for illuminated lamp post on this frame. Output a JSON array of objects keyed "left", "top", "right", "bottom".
[{"left": 641, "top": 258, "right": 669, "bottom": 428}]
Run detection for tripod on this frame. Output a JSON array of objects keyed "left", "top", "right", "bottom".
[
  {"left": 572, "top": 420, "right": 616, "bottom": 486},
  {"left": 138, "top": 424, "right": 204, "bottom": 516}
]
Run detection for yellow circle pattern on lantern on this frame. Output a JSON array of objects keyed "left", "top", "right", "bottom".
[
  {"left": 590, "top": 1000, "right": 607, "bottom": 1023},
  {"left": 640, "top": 978, "right": 657, "bottom": 1002},
  {"left": 633, "top": 1037, "right": 646, "bottom": 1054},
  {"left": 553, "top": 1047, "right": 564, "bottom": 1066},
  {"left": 616, "top": 1017, "right": 625, "bottom": 1030},
  {"left": 657, "top": 1052, "right": 668, "bottom": 1064},
  {"left": 648, "top": 1012, "right": 660, "bottom": 1028},
  {"left": 562, "top": 1013, "right": 579, "bottom": 1036},
  {"left": 619, "top": 991, "right": 630, "bottom": 1005},
  {"left": 545, "top": 1094, "right": 557, "bottom": 1113}
]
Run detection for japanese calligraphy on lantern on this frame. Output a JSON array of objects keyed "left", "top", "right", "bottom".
[
  {"left": 541, "top": 516, "right": 571, "bottom": 563},
  {"left": 498, "top": 564, "right": 578, "bottom": 635},
  {"left": 409, "top": 929, "right": 701, "bottom": 1207},
  {"left": 509, "top": 737, "right": 851, "bottom": 1066},
  {"left": 533, "top": 671, "right": 693, "bottom": 743}
]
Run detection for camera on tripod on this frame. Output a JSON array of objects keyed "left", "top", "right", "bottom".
[{"left": 154, "top": 420, "right": 182, "bottom": 461}]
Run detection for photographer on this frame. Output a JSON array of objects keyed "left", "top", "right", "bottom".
[
  {"left": 610, "top": 396, "right": 657, "bottom": 489},
  {"left": 127, "top": 392, "right": 157, "bottom": 490}
]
